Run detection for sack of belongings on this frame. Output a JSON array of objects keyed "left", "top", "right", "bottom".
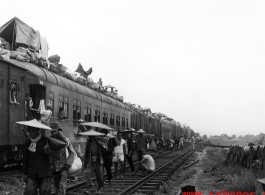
[
  {"left": 148, "top": 138, "right": 157, "bottom": 152},
  {"left": 11, "top": 47, "right": 31, "bottom": 62},
  {"left": 76, "top": 76, "right": 86, "bottom": 86},
  {"left": 49, "top": 137, "right": 68, "bottom": 151},
  {"left": 64, "top": 69, "right": 76, "bottom": 81},
  {"left": 49, "top": 63, "right": 58, "bottom": 74},
  {"left": 55, "top": 64, "right": 67, "bottom": 76},
  {"left": 48, "top": 54, "right": 60, "bottom": 64},
  {"left": 0, "top": 48, "right": 11, "bottom": 60}
]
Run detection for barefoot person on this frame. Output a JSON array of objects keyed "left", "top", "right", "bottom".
[
  {"left": 113, "top": 131, "right": 126, "bottom": 179},
  {"left": 83, "top": 129, "right": 106, "bottom": 194}
]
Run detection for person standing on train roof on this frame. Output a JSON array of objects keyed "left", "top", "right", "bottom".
[
  {"left": 49, "top": 122, "right": 75, "bottom": 195},
  {"left": 99, "top": 129, "right": 114, "bottom": 186},
  {"left": 22, "top": 120, "right": 59, "bottom": 195},
  {"left": 122, "top": 128, "right": 135, "bottom": 174},
  {"left": 179, "top": 136, "right": 184, "bottom": 150},
  {"left": 132, "top": 152, "right": 155, "bottom": 177},
  {"left": 135, "top": 129, "right": 147, "bottom": 161},
  {"left": 83, "top": 129, "right": 105, "bottom": 194},
  {"left": 113, "top": 131, "right": 126, "bottom": 179}
]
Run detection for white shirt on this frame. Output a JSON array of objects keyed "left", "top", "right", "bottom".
[
  {"left": 143, "top": 155, "right": 155, "bottom": 170},
  {"left": 114, "top": 138, "right": 125, "bottom": 154}
]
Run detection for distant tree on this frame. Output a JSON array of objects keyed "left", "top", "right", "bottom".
[
  {"left": 232, "top": 134, "right": 236, "bottom": 139},
  {"left": 202, "top": 135, "right": 207, "bottom": 139},
  {"left": 220, "top": 134, "right": 229, "bottom": 139}
]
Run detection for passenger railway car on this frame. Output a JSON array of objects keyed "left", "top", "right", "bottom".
[{"left": 0, "top": 58, "right": 190, "bottom": 169}]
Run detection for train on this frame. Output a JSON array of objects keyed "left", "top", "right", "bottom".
[
  {"left": 0, "top": 58, "right": 194, "bottom": 169},
  {"left": 0, "top": 17, "right": 195, "bottom": 170}
]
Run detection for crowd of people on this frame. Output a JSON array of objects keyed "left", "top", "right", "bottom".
[
  {"left": 21, "top": 120, "right": 159, "bottom": 195},
  {"left": 21, "top": 118, "right": 199, "bottom": 195}
]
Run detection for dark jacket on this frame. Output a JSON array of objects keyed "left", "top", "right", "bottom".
[
  {"left": 126, "top": 137, "right": 134, "bottom": 155},
  {"left": 23, "top": 136, "right": 53, "bottom": 178},
  {"left": 136, "top": 136, "right": 146, "bottom": 152},
  {"left": 50, "top": 141, "right": 75, "bottom": 172},
  {"left": 101, "top": 137, "right": 114, "bottom": 163},
  {"left": 84, "top": 138, "right": 105, "bottom": 166}
]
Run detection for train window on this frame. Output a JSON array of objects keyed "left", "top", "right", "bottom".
[
  {"left": 103, "top": 108, "right": 108, "bottom": 125},
  {"left": 126, "top": 114, "right": 128, "bottom": 128},
  {"left": 48, "top": 92, "right": 54, "bottom": 116},
  {"left": 10, "top": 82, "right": 19, "bottom": 104},
  {"left": 110, "top": 110, "right": 114, "bottom": 125},
  {"left": 84, "top": 103, "right": 91, "bottom": 122},
  {"left": 59, "top": 95, "right": 68, "bottom": 119},
  {"left": 122, "top": 113, "right": 125, "bottom": 127},
  {"left": 73, "top": 99, "right": 81, "bottom": 120},
  {"left": 94, "top": 105, "right": 100, "bottom": 122},
  {"left": 116, "top": 111, "right": 120, "bottom": 127}
]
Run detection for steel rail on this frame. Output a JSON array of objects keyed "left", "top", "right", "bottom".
[
  {"left": 118, "top": 148, "right": 193, "bottom": 195},
  {"left": 63, "top": 148, "right": 181, "bottom": 194}
]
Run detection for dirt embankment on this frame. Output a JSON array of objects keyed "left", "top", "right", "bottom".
[{"left": 158, "top": 146, "right": 265, "bottom": 195}]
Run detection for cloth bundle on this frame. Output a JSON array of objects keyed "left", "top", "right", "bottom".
[
  {"left": 148, "top": 139, "right": 157, "bottom": 152},
  {"left": 11, "top": 47, "right": 31, "bottom": 62},
  {"left": 0, "top": 48, "right": 12, "bottom": 60}
]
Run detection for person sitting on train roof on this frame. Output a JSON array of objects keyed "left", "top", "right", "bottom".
[
  {"left": 49, "top": 122, "right": 75, "bottom": 195},
  {"left": 22, "top": 121, "right": 61, "bottom": 195},
  {"left": 113, "top": 131, "right": 126, "bottom": 179},
  {"left": 131, "top": 152, "right": 155, "bottom": 177}
]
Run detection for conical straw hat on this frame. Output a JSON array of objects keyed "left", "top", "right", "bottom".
[
  {"left": 16, "top": 119, "right": 52, "bottom": 130},
  {"left": 79, "top": 129, "right": 105, "bottom": 136},
  {"left": 137, "top": 129, "right": 146, "bottom": 134}
]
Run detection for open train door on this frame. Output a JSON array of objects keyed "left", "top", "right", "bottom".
[{"left": 29, "top": 84, "right": 46, "bottom": 120}]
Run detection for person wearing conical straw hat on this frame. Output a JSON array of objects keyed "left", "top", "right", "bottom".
[
  {"left": 82, "top": 127, "right": 105, "bottom": 194},
  {"left": 49, "top": 122, "right": 75, "bottom": 195},
  {"left": 17, "top": 119, "right": 54, "bottom": 195},
  {"left": 99, "top": 129, "right": 114, "bottom": 187},
  {"left": 257, "top": 178, "right": 265, "bottom": 193},
  {"left": 135, "top": 129, "right": 147, "bottom": 162},
  {"left": 122, "top": 128, "right": 135, "bottom": 174}
]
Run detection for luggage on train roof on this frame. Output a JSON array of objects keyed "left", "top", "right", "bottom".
[{"left": 0, "top": 17, "right": 48, "bottom": 53}]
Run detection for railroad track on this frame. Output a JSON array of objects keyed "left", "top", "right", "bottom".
[{"left": 64, "top": 143, "right": 202, "bottom": 195}]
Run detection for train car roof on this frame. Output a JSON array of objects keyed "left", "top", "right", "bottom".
[{"left": 2, "top": 59, "right": 129, "bottom": 110}]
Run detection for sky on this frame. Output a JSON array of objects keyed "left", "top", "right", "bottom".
[{"left": 1, "top": 0, "right": 265, "bottom": 137}]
